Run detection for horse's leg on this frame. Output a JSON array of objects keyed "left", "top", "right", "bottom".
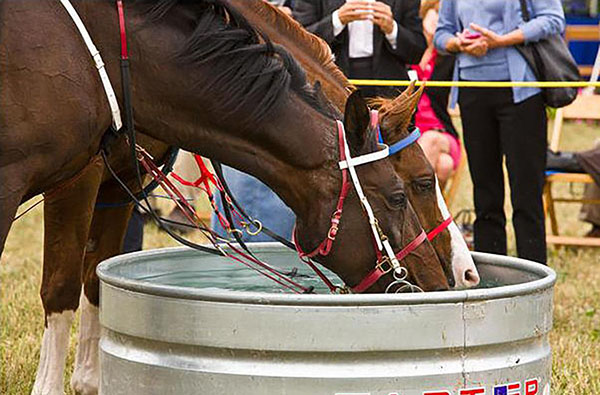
[
  {"left": 71, "top": 187, "right": 134, "bottom": 395},
  {"left": 32, "top": 157, "right": 104, "bottom": 395}
]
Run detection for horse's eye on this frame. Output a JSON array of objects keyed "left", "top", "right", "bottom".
[
  {"left": 413, "top": 178, "right": 434, "bottom": 193},
  {"left": 388, "top": 191, "right": 407, "bottom": 209}
]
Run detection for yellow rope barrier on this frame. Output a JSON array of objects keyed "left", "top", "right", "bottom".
[{"left": 349, "top": 79, "right": 600, "bottom": 88}]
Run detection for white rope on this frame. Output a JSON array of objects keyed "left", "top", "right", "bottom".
[{"left": 59, "top": 0, "right": 123, "bottom": 131}]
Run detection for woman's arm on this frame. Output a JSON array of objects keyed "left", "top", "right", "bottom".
[
  {"left": 470, "top": 0, "right": 565, "bottom": 49},
  {"left": 520, "top": 0, "right": 565, "bottom": 43},
  {"left": 433, "top": 0, "right": 459, "bottom": 54}
]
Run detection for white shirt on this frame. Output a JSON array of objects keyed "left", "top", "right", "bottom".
[{"left": 332, "top": 0, "right": 398, "bottom": 58}]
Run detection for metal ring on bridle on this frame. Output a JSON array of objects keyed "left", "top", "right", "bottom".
[{"left": 245, "top": 219, "right": 263, "bottom": 236}]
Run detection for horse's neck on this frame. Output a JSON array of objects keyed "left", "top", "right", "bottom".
[{"left": 135, "top": 92, "right": 340, "bottom": 220}]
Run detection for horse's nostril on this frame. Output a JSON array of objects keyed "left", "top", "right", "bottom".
[{"left": 464, "top": 269, "right": 480, "bottom": 285}]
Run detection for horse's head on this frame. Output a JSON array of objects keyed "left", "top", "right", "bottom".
[
  {"left": 294, "top": 90, "right": 449, "bottom": 293},
  {"left": 373, "top": 84, "right": 480, "bottom": 289}
]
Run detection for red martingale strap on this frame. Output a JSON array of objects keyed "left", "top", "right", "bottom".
[
  {"left": 352, "top": 230, "right": 428, "bottom": 294},
  {"left": 295, "top": 122, "right": 351, "bottom": 259},
  {"left": 427, "top": 216, "right": 453, "bottom": 241},
  {"left": 395, "top": 230, "right": 427, "bottom": 261},
  {"left": 116, "top": 1, "right": 128, "bottom": 60},
  {"left": 352, "top": 267, "right": 387, "bottom": 294}
]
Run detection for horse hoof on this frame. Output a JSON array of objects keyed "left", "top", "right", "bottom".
[{"left": 70, "top": 376, "right": 98, "bottom": 395}]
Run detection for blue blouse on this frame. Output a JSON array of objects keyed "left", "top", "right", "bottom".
[
  {"left": 211, "top": 166, "right": 295, "bottom": 242},
  {"left": 434, "top": 0, "right": 566, "bottom": 105}
]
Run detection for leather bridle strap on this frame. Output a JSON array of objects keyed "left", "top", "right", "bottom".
[
  {"left": 352, "top": 230, "right": 428, "bottom": 293},
  {"left": 427, "top": 216, "right": 453, "bottom": 241},
  {"left": 294, "top": 122, "right": 352, "bottom": 259},
  {"left": 117, "top": 0, "right": 128, "bottom": 60}
]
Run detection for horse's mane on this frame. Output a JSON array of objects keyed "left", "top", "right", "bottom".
[
  {"left": 133, "top": 0, "right": 335, "bottom": 125},
  {"left": 369, "top": 83, "right": 424, "bottom": 136},
  {"left": 247, "top": 0, "right": 353, "bottom": 93}
]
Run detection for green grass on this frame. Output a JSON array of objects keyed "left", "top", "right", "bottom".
[{"left": 1, "top": 121, "right": 599, "bottom": 393}]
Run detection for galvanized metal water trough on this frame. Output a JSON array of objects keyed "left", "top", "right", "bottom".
[{"left": 97, "top": 243, "right": 555, "bottom": 395}]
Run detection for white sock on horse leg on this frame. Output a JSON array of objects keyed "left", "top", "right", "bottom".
[
  {"left": 32, "top": 310, "right": 74, "bottom": 395},
  {"left": 71, "top": 293, "right": 100, "bottom": 395}
]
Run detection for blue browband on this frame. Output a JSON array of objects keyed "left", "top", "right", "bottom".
[{"left": 377, "top": 126, "right": 422, "bottom": 156}]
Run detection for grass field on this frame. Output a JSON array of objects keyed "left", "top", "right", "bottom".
[{"left": 1, "top": 121, "right": 599, "bottom": 394}]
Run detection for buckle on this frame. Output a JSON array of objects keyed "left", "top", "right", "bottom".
[
  {"left": 327, "top": 210, "right": 342, "bottom": 240},
  {"left": 327, "top": 225, "right": 339, "bottom": 240},
  {"left": 375, "top": 257, "right": 393, "bottom": 274}
]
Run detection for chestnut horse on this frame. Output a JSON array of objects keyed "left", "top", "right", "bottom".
[
  {"left": 0, "top": 0, "right": 448, "bottom": 393},
  {"left": 230, "top": 0, "right": 479, "bottom": 288}
]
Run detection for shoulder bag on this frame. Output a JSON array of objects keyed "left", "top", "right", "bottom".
[{"left": 515, "top": 0, "right": 580, "bottom": 108}]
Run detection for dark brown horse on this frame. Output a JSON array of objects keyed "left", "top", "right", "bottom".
[
  {"left": 0, "top": 1, "right": 448, "bottom": 393},
  {"left": 230, "top": 0, "right": 479, "bottom": 289}
]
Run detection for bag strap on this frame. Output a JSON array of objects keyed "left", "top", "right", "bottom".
[{"left": 519, "top": 0, "right": 531, "bottom": 22}]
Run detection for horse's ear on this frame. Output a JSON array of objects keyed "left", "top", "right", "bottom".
[{"left": 343, "top": 90, "right": 371, "bottom": 153}]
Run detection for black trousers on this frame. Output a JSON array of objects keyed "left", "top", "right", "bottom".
[
  {"left": 349, "top": 57, "right": 401, "bottom": 99},
  {"left": 349, "top": 57, "right": 378, "bottom": 98},
  {"left": 123, "top": 209, "right": 144, "bottom": 253},
  {"left": 459, "top": 87, "right": 547, "bottom": 264}
]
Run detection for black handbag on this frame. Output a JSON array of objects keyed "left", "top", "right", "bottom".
[{"left": 515, "top": 0, "right": 580, "bottom": 108}]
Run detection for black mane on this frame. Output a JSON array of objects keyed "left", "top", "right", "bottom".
[{"left": 133, "top": 0, "right": 338, "bottom": 125}]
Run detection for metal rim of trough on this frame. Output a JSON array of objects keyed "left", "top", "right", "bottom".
[{"left": 96, "top": 244, "right": 556, "bottom": 305}]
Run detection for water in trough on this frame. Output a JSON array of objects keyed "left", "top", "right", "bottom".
[{"left": 127, "top": 248, "right": 507, "bottom": 293}]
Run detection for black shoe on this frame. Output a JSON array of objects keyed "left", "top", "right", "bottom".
[{"left": 546, "top": 150, "right": 584, "bottom": 173}]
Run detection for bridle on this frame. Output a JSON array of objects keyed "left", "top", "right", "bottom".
[
  {"left": 60, "top": 0, "right": 453, "bottom": 295},
  {"left": 294, "top": 111, "right": 453, "bottom": 293}
]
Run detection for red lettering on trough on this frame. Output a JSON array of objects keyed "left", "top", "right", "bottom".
[
  {"left": 460, "top": 388, "right": 485, "bottom": 395},
  {"left": 524, "top": 379, "right": 539, "bottom": 395}
]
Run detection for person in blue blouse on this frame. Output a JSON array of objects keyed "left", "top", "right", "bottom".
[{"left": 434, "top": 0, "right": 566, "bottom": 264}]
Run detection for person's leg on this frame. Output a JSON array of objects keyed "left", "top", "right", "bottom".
[
  {"left": 499, "top": 94, "right": 547, "bottom": 264},
  {"left": 122, "top": 208, "right": 144, "bottom": 253},
  {"left": 418, "top": 131, "right": 448, "bottom": 165},
  {"left": 578, "top": 140, "right": 600, "bottom": 236},
  {"left": 164, "top": 151, "right": 203, "bottom": 233},
  {"left": 580, "top": 183, "right": 600, "bottom": 235},
  {"left": 436, "top": 153, "right": 455, "bottom": 184},
  {"left": 459, "top": 87, "right": 507, "bottom": 255},
  {"left": 418, "top": 131, "right": 455, "bottom": 183}
]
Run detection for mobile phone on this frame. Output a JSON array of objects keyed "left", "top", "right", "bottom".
[{"left": 464, "top": 32, "right": 482, "bottom": 40}]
